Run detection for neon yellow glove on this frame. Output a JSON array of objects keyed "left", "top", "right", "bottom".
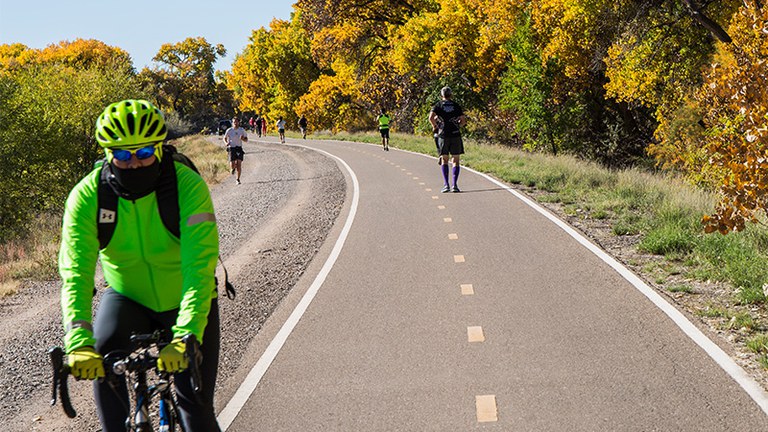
[
  {"left": 158, "top": 338, "right": 188, "bottom": 373},
  {"left": 68, "top": 347, "right": 105, "bottom": 380}
]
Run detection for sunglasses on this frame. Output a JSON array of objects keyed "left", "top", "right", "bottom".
[{"left": 109, "top": 144, "right": 158, "bottom": 162}]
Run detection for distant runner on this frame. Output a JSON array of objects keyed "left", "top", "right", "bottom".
[
  {"left": 429, "top": 86, "right": 466, "bottom": 193},
  {"left": 224, "top": 117, "right": 248, "bottom": 185},
  {"left": 276, "top": 117, "right": 286, "bottom": 144},
  {"left": 376, "top": 108, "right": 391, "bottom": 151},
  {"left": 298, "top": 115, "right": 308, "bottom": 139}
]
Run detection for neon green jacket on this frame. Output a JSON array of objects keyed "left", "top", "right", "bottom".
[
  {"left": 377, "top": 114, "right": 391, "bottom": 130},
  {"left": 59, "top": 162, "right": 219, "bottom": 353}
]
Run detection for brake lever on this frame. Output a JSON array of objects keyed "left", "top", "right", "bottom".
[
  {"left": 48, "top": 347, "right": 77, "bottom": 418},
  {"left": 181, "top": 334, "right": 203, "bottom": 395}
]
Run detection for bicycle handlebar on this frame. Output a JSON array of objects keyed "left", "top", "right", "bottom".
[{"left": 48, "top": 330, "right": 204, "bottom": 419}]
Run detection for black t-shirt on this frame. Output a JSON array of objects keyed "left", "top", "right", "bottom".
[
  {"left": 431, "top": 100, "right": 463, "bottom": 137},
  {"left": 299, "top": 117, "right": 308, "bottom": 127}
]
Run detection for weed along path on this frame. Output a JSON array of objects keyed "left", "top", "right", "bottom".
[{"left": 220, "top": 138, "right": 768, "bottom": 431}]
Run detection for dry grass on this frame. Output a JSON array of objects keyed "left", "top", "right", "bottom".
[
  {"left": 0, "top": 213, "right": 61, "bottom": 284},
  {"left": 172, "top": 135, "right": 230, "bottom": 185}
]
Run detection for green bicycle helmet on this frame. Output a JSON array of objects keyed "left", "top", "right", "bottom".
[{"left": 95, "top": 99, "right": 167, "bottom": 148}]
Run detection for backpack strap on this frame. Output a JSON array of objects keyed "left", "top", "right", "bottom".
[
  {"left": 97, "top": 161, "right": 119, "bottom": 250},
  {"left": 156, "top": 153, "right": 181, "bottom": 239}
]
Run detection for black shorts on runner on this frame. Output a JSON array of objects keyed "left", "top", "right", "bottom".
[
  {"left": 379, "top": 128, "right": 390, "bottom": 139},
  {"left": 228, "top": 146, "right": 244, "bottom": 162},
  {"left": 438, "top": 136, "right": 464, "bottom": 156}
]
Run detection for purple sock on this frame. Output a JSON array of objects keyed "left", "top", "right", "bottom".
[
  {"left": 441, "top": 164, "right": 450, "bottom": 186},
  {"left": 452, "top": 165, "right": 460, "bottom": 186}
]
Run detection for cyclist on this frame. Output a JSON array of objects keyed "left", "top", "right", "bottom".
[
  {"left": 298, "top": 115, "right": 308, "bottom": 139},
  {"left": 376, "top": 108, "right": 391, "bottom": 151},
  {"left": 59, "top": 99, "right": 222, "bottom": 431},
  {"left": 429, "top": 86, "right": 466, "bottom": 192},
  {"left": 224, "top": 117, "right": 248, "bottom": 185},
  {"left": 276, "top": 116, "right": 286, "bottom": 143}
]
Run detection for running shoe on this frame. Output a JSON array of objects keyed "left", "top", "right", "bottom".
[
  {"left": 452, "top": 186, "right": 461, "bottom": 193},
  {"left": 441, "top": 185, "right": 451, "bottom": 193},
  {"left": 236, "top": 179, "right": 241, "bottom": 185}
]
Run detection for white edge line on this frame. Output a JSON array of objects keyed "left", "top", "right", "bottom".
[
  {"left": 218, "top": 145, "right": 360, "bottom": 430},
  {"left": 458, "top": 162, "right": 768, "bottom": 415}
]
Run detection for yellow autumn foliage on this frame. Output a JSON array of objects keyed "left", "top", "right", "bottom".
[{"left": 700, "top": 3, "right": 768, "bottom": 233}]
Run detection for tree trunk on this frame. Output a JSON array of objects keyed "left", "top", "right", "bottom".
[{"left": 681, "top": 0, "right": 733, "bottom": 43}]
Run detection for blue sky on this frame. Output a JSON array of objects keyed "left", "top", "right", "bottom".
[{"left": 0, "top": 0, "right": 296, "bottom": 71}]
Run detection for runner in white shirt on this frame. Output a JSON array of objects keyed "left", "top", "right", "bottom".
[
  {"left": 224, "top": 117, "right": 248, "bottom": 184},
  {"left": 276, "top": 117, "right": 287, "bottom": 143}
]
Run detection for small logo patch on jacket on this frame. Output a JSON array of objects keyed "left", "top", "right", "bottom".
[{"left": 99, "top": 209, "right": 116, "bottom": 224}]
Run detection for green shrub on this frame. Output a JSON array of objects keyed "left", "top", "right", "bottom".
[{"left": 0, "top": 62, "right": 140, "bottom": 242}]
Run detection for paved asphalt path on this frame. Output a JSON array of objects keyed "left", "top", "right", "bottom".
[{"left": 219, "top": 138, "right": 768, "bottom": 431}]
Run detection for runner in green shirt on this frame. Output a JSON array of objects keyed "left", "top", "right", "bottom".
[{"left": 376, "top": 108, "right": 392, "bottom": 151}]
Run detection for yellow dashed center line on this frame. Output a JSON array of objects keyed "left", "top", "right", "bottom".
[
  {"left": 467, "top": 326, "right": 485, "bottom": 342},
  {"left": 432, "top": 196, "right": 439, "bottom": 200},
  {"left": 454, "top": 255, "right": 465, "bottom": 263},
  {"left": 476, "top": 395, "right": 498, "bottom": 422},
  {"left": 426, "top": 188, "right": 432, "bottom": 192},
  {"left": 448, "top": 233, "right": 458, "bottom": 240},
  {"left": 438, "top": 205, "right": 446, "bottom": 210},
  {"left": 461, "top": 284, "right": 474, "bottom": 295},
  {"left": 443, "top": 217, "right": 452, "bottom": 222}
]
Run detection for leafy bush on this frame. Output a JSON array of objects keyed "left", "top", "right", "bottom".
[{"left": 0, "top": 62, "right": 140, "bottom": 241}]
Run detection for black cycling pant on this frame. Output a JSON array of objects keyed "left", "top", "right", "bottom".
[{"left": 93, "top": 288, "right": 221, "bottom": 432}]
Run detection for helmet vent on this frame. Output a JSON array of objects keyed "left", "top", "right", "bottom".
[
  {"left": 112, "top": 118, "right": 126, "bottom": 136},
  {"left": 104, "top": 126, "right": 119, "bottom": 140},
  {"left": 138, "top": 114, "right": 148, "bottom": 133},
  {"left": 145, "top": 119, "right": 159, "bottom": 137},
  {"left": 126, "top": 113, "right": 136, "bottom": 135}
]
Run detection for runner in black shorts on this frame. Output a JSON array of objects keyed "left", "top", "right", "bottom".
[
  {"left": 429, "top": 86, "right": 467, "bottom": 193},
  {"left": 223, "top": 117, "right": 247, "bottom": 184},
  {"left": 376, "top": 108, "right": 391, "bottom": 151}
]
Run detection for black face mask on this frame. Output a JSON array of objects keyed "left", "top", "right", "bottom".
[{"left": 109, "top": 159, "right": 161, "bottom": 198}]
